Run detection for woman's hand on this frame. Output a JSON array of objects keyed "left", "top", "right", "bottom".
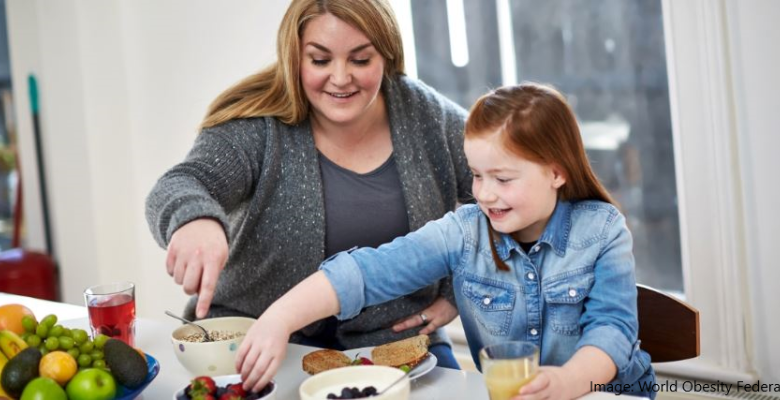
[
  {"left": 392, "top": 297, "right": 459, "bottom": 335},
  {"left": 166, "top": 218, "right": 228, "bottom": 318},
  {"left": 512, "top": 366, "right": 574, "bottom": 400},
  {"left": 235, "top": 312, "right": 290, "bottom": 393}
]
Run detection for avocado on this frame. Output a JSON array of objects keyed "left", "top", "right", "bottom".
[
  {"left": 103, "top": 339, "right": 147, "bottom": 388},
  {"left": 1, "top": 347, "right": 42, "bottom": 398}
]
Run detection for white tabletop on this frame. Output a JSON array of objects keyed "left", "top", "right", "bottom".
[{"left": 1, "top": 293, "right": 626, "bottom": 399}]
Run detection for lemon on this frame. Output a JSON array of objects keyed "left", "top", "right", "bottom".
[{"left": 39, "top": 351, "right": 78, "bottom": 386}]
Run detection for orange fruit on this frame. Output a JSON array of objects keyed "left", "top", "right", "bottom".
[
  {"left": 0, "top": 304, "right": 35, "bottom": 334},
  {"left": 39, "top": 351, "right": 78, "bottom": 386}
]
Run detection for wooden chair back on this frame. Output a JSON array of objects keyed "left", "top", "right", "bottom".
[{"left": 637, "top": 284, "right": 700, "bottom": 362}]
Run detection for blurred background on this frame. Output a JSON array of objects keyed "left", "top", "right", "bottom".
[{"left": 0, "top": 0, "right": 777, "bottom": 387}]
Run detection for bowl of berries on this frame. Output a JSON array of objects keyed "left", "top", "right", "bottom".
[
  {"left": 173, "top": 375, "right": 276, "bottom": 400},
  {"left": 299, "top": 365, "right": 409, "bottom": 400}
]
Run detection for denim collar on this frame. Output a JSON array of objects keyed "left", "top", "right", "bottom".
[{"left": 492, "top": 201, "right": 572, "bottom": 260}]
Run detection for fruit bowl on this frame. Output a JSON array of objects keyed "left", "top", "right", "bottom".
[
  {"left": 299, "top": 365, "right": 409, "bottom": 400},
  {"left": 170, "top": 317, "right": 255, "bottom": 376},
  {"left": 172, "top": 374, "right": 276, "bottom": 400},
  {"left": 115, "top": 352, "right": 160, "bottom": 400}
]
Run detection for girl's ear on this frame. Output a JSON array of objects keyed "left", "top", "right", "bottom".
[{"left": 550, "top": 164, "right": 567, "bottom": 189}]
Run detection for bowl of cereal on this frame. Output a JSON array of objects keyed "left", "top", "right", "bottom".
[{"left": 171, "top": 316, "right": 255, "bottom": 376}]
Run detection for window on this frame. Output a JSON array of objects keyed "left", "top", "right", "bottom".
[{"left": 404, "top": 0, "right": 682, "bottom": 293}]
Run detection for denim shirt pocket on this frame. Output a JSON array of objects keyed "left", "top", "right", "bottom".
[
  {"left": 462, "top": 276, "right": 516, "bottom": 336},
  {"left": 543, "top": 270, "right": 594, "bottom": 336}
]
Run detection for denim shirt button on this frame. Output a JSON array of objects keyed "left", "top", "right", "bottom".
[
  {"left": 527, "top": 272, "right": 535, "bottom": 280},
  {"left": 530, "top": 328, "right": 538, "bottom": 336},
  {"left": 531, "top": 245, "right": 540, "bottom": 253},
  {"left": 568, "top": 289, "right": 577, "bottom": 297},
  {"left": 483, "top": 297, "right": 492, "bottom": 305}
]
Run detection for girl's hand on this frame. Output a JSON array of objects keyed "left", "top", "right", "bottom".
[
  {"left": 167, "top": 218, "right": 228, "bottom": 319},
  {"left": 512, "top": 366, "right": 574, "bottom": 400},
  {"left": 236, "top": 313, "right": 290, "bottom": 393},
  {"left": 392, "top": 297, "right": 459, "bottom": 335}
]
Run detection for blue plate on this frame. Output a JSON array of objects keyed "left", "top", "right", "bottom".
[{"left": 114, "top": 353, "right": 160, "bottom": 400}]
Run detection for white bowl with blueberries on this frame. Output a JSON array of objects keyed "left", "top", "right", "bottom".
[{"left": 299, "top": 365, "right": 410, "bottom": 400}]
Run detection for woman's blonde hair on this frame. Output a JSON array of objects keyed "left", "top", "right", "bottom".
[
  {"left": 466, "top": 83, "right": 615, "bottom": 271},
  {"left": 202, "top": 0, "right": 405, "bottom": 128}
]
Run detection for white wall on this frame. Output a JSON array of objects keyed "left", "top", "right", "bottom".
[
  {"left": 6, "top": 0, "right": 288, "bottom": 321},
  {"left": 728, "top": 0, "right": 780, "bottom": 383},
  {"left": 5, "top": 0, "right": 779, "bottom": 381}
]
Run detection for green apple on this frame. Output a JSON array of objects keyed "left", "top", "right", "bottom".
[
  {"left": 65, "top": 369, "right": 117, "bottom": 400},
  {"left": 20, "top": 377, "right": 67, "bottom": 400}
]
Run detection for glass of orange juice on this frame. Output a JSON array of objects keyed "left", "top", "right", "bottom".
[{"left": 479, "top": 341, "right": 540, "bottom": 400}]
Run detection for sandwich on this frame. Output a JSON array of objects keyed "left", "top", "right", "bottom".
[
  {"left": 371, "top": 334, "right": 430, "bottom": 369},
  {"left": 302, "top": 349, "right": 352, "bottom": 375},
  {"left": 301, "top": 334, "right": 431, "bottom": 375}
]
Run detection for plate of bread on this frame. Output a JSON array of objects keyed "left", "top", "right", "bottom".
[{"left": 301, "top": 334, "right": 436, "bottom": 380}]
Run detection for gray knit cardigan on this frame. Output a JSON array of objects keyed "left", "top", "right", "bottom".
[{"left": 146, "top": 76, "right": 472, "bottom": 348}]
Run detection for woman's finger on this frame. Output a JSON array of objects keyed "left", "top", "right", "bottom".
[
  {"left": 392, "top": 315, "right": 422, "bottom": 332},
  {"left": 182, "top": 262, "right": 203, "bottom": 295},
  {"left": 253, "top": 357, "right": 281, "bottom": 393}
]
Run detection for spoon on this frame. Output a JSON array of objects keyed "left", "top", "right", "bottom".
[
  {"left": 376, "top": 358, "right": 424, "bottom": 396},
  {"left": 165, "top": 310, "right": 213, "bottom": 342}
]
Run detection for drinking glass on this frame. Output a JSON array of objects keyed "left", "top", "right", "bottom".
[
  {"left": 84, "top": 282, "right": 136, "bottom": 346},
  {"left": 479, "top": 341, "right": 540, "bottom": 400}
]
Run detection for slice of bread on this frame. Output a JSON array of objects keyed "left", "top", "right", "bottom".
[
  {"left": 371, "top": 334, "right": 431, "bottom": 368},
  {"left": 302, "top": 349, "right": 352, "bottom": 375}
]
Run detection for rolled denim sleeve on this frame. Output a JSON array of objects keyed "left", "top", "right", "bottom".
[
  {"left": 576, "top": 210, "right": 641, "bottom": 381},
  {"left": 320, "top": 252, "right": 367, "bottom": 320}
]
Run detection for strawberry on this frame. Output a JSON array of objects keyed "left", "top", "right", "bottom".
[
  {"left": 189, "top": 376, "right": 217, "bottom": 396},
  {"left": 350, "top": 353, "right": 374, "bottom": 365},
  {"left": 226, "top": 383, "right": 247, "bottom": 397}
]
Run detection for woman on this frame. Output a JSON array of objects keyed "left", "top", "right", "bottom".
[{"left": 145, "top": 0, "right": 471, "bottom": 368}]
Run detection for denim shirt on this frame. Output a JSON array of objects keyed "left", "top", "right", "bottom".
[{"left": 321, "top": 201, "right": 655, "bottom": 395}]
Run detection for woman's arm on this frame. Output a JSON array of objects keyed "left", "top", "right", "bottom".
[{"left": 236, "top": 271, "right": 339, "bottom": 392}]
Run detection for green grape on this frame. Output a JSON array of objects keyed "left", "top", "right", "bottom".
[
  {"left": 92, "top": 360, "right": 106, "bottom": 369},
  {"left": 44, "top": 337, "right": 59, "bottom": 351},
  {"left": 35, "top": 324, "right": 49, "bottom": 338},
  {"left": 89, "top": 350, "right": 104, "bottom": 361},
  {"left": 39, "top": 347, "right": 49, "bottom": 356},
  {"left": 40, "top": 314, "right": 58, "bottom": 328},
  {"left": 26, "top": 335, "right": 42, "bottom": 348},
  {"left": 79, "top": 341, "right": 94, "bottom": 353},
  {"left": 61, "top": 328, "right": 73, "bottom": 338},
  {"left": 67, "top": 348, "right": 80, "bottom": 359},
  {"left": 21, "top": 315, "right": 38, "bottom": 333},
  {"left": 93, "top": 334, "right": 109, "bottom": 350},
  {"left": 49, "top": 325, "right": 64, "bottom": 338},
  {"left": 72, "top": 329, "right": 88, "bottom": 345},
  {"left": 59, "top": 336, "right": 75, "bottom": 350},
  {"left": 77, "top": 354, "right": 92, "bottom": 367},
  {"left": 20, "top": 332, "right": 30, "bottom": 341}
]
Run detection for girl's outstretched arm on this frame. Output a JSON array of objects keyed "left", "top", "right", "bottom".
[{"left": 236, "top": 271, "right": 339, "bottom": 392}]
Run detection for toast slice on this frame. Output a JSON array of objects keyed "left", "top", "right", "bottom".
[
  {"left": 371, "top": 334, "right": 431, "bottom": 368},
  {"left": 302, "top": 349, "right": 352, "bottom": 375}
]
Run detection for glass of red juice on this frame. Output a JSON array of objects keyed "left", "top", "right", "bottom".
[{"left": 84, "top": 282, "right": 136, "bottom": 346}]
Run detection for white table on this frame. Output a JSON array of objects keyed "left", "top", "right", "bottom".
[{"left": 1, "top": 293, "right": 624, "bottom": 399}]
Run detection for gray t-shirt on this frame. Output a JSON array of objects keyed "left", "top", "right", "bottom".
[{"left": 320, "top": 152, "right": 410, "bottom": 258}]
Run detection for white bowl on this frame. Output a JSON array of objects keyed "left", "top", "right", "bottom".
[
  {"left": 172, "top": 374, "right": 276, "bottom": 400},
  {"left": 170, "top": 316, "right": 255, "bottom": 376},
  {"left": 299, "top": 365, "right": 410, "bottom": 400}
]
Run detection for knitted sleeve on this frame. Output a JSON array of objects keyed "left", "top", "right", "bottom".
[{"left": 145, "top": 119, "right": 266, "bottom": 247}]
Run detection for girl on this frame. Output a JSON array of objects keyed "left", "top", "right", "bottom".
[{"left": 236, "top": 83, "right": 655, "bottom": 399}]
